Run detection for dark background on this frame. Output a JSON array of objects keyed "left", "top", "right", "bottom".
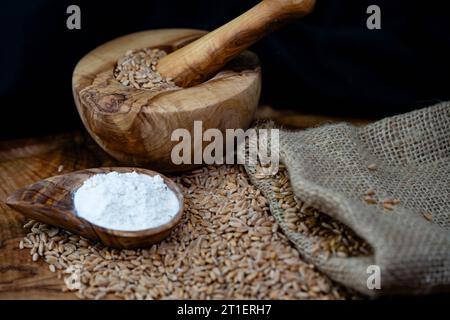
[{"left": 1, "top": 0, "right": 449, "bottom": 140}]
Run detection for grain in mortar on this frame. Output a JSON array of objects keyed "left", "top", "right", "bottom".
[
  {"left": 19, "top": 165, "right": 360, "bottom": 300},
  {"left": 114, "top": 48, "right": 178, "bottom": 91}
]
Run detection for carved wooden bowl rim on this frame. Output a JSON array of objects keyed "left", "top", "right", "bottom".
[
  {"left": 73, "top": 167, "right": 185, "bottom": 238},
  {"left": 72, "top": 28, "right": 261, "bottom": 115}
]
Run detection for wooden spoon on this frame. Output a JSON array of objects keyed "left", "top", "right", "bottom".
[
  {"left": 5, "top": 167, "right": 184, "bottom": 249},
  {"left": 157, "top": 0, "right": 316, "bottom": 87}
]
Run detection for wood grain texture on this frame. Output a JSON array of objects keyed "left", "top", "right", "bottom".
[
  {"left": 256, "top": 105, "right": 373, "bottom": 129},
  {"left": 0, "top": 132, "right": 117, "bottom": 299},
  {"left": 0, "top": 111, "right": 370, "bottom": 299},
  {"left": 73, "top": 29, "right": 261, "bottom": 173},
  {"left": 6, "top": 168, "right": 184, "bottom": 249},
  {"left": 157, "top": 0, "right": 316, "bottom": 87}
]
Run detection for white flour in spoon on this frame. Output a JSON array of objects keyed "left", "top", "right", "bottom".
[{"left": 74, "top": 171, "right": 179, "bottom": 231}]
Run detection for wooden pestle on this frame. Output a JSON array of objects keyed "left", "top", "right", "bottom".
[{"left": 157, "top": 0, "right": 316, "bottom": 87}]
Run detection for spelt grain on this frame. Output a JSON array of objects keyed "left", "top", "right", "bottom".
[
  {"left": 19, "top": 165, "right": 359, "bottom": 300},
  {"left": 114, "top": 48, "right": 178, "bottom": 92},
  {"left": 272, "top": 167, "right": 372, "bottom": 258},
  {"left": 422, "top": 212, "right": 433, "bottom": 221},
  {"left": 383, "top": 202, "right": 394, "bottom": 211}
]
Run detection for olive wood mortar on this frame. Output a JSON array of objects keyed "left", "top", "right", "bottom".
[
  {"left": 73, "top": 29, "right": 261, "bottom": 172},
  {"left": 6, "top": 168, "right": 184, "bottom": 249},
  {"left": 72, "top": 0, "right": 315, "bottom": 172}
]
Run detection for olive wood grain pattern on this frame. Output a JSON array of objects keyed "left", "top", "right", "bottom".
[
  {"left": 0, "top": 133, "right": 109, "bottom": 299},
  {"left": 157, "top": 0, "right": 316, "bottom": 87},
  {"left": 73, "top": 29, "right": 261, "bottom": 173},
  {"left": 6, "top": 167, "right": 184, "bottom": 249}
]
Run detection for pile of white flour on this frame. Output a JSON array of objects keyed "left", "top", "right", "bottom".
[{"left": 74, "top": 171, "right": 179, "bottom": 231}]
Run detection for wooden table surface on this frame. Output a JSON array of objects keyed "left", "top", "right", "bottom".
[{"left": 0, "top": 109, "right": 371, "bottom": 299}]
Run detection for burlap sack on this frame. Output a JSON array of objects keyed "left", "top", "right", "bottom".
[{"left": 245, "top": 102, "right": 450, "bottom": 296}]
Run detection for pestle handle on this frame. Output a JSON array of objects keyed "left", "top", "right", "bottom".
[{"left": 157, "top": 0, "right": 316, "bottom": 87}]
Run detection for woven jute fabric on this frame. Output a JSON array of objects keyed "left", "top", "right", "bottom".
[{"left": 245, "top": 102, "right": 450, "bottom": 296}]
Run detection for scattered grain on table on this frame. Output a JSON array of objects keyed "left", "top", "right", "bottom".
[{"left": 19, "top": 165, "right": 360, "bottom": 300}]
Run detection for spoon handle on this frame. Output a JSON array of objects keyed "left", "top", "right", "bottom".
[{"left": 157, "top": 0, "right": 315, "bottom": 87}]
